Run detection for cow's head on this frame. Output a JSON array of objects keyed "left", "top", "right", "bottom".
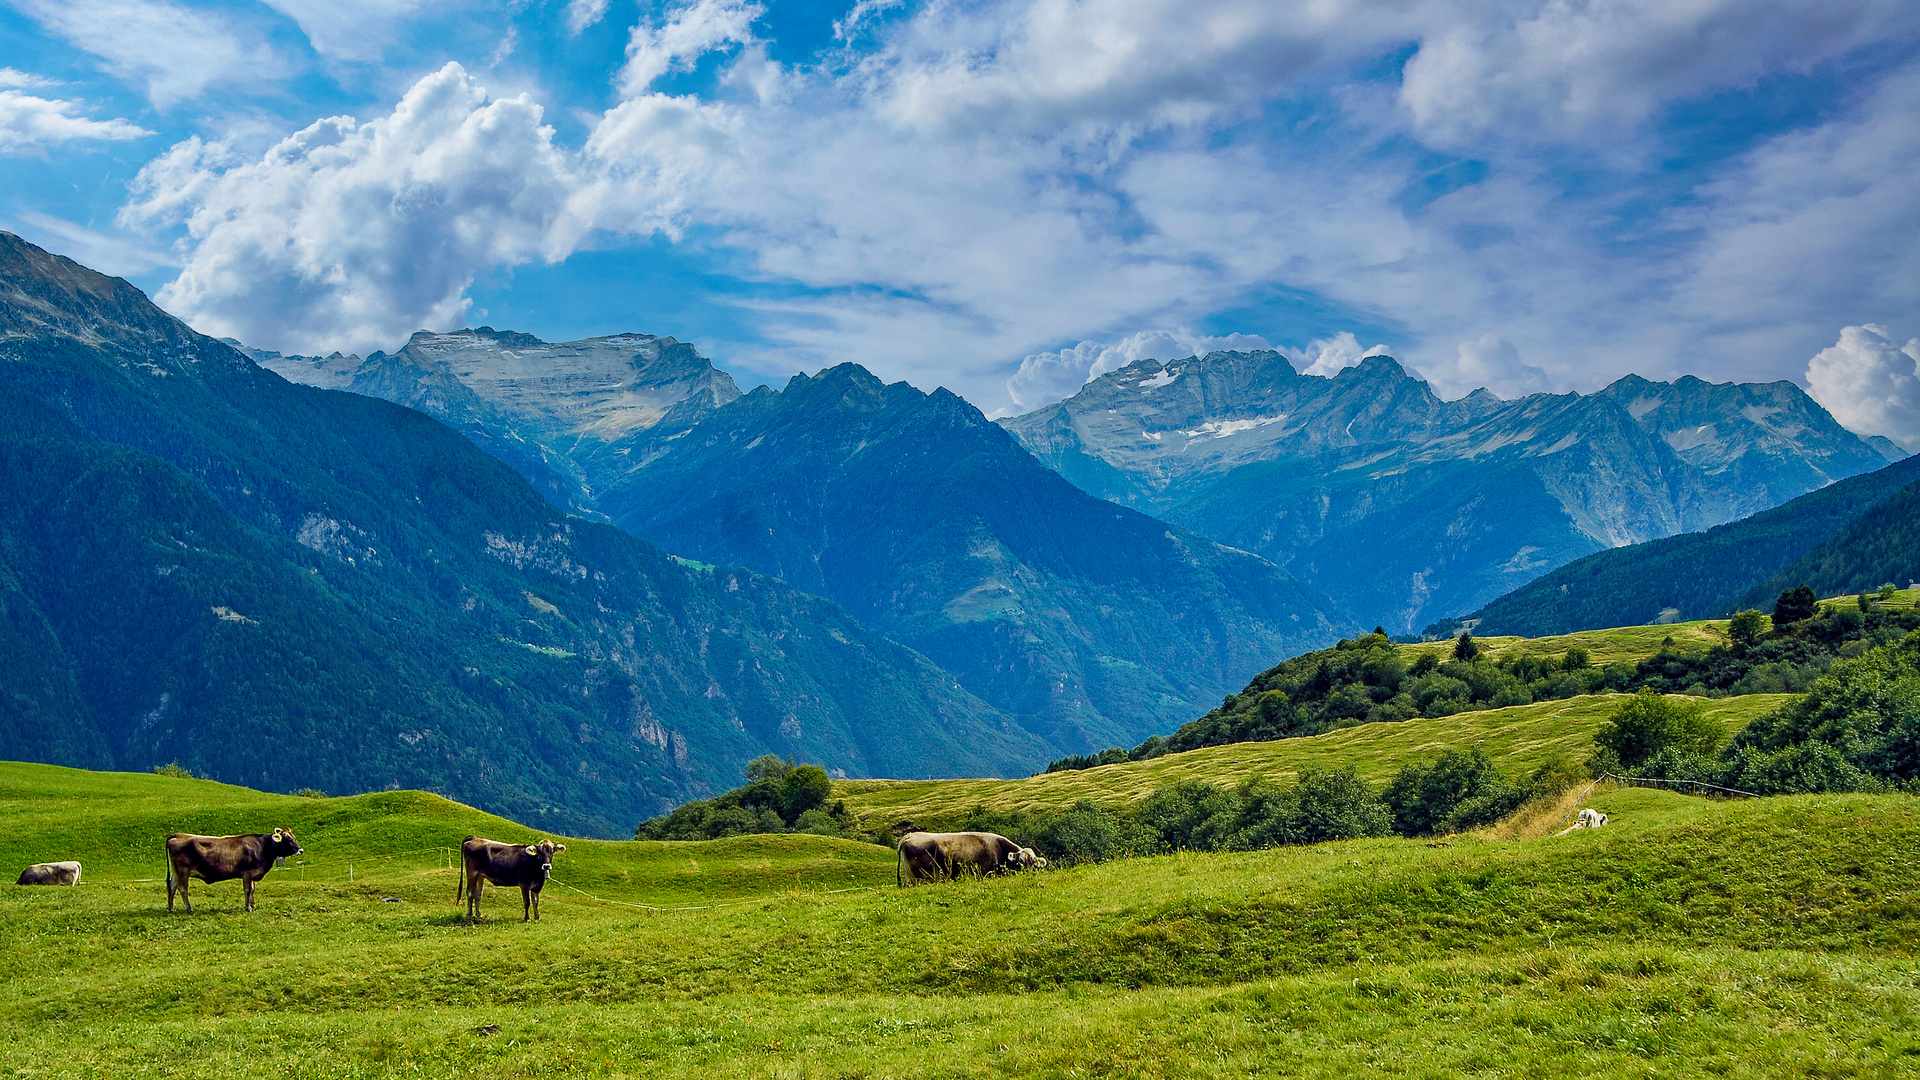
[
  {"left": 524, "top": 839, "right": 566, "bottom": 878},
  {"left": 270, "top": 828, "right": 304, "bottom": 858},
  {"left": 1013, "top": 846, "right": 1045, "bottom": 870}
]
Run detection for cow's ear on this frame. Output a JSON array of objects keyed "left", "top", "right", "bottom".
[
  {"left": 526, "top": 845, "right": 538, "bottom": 856},
  {"left": 554, "top": 844, "right": 566, "bottom": 852},
  {"left": 272, "top": 828, "right": 283, "bottom": 840}
]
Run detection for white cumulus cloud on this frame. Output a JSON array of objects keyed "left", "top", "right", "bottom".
[
  {"left": 1806, "top": 324, "right": 1920, "bottom": 452},
  {"left": 121, "top": 63, "right": 584, "bottom": 356},
  {"left": 1292, "top": 331, "right": 1392, "bottom": 378},
  {"left": 0, "top": 87, "right": 152, "bottom": 154}
]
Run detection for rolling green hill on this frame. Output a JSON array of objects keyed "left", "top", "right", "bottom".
[
  {"left": 832, "top": 693, "right": 1790, "bottom": 831},
  {"left": 2, "top": 761, "right": 1917, "bottom": 1077}
]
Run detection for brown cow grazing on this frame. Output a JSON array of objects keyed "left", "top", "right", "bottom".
[
  {"left": 457, "top": 837, "right": 566, "bottom": 921},
  {"left": 17, "top": 861, "right": 82, "bottom": 886},
  {"left": 165, "top": 829, "right": 304, "bottom": 912},
  {"left": 896, "top": 831, "right": 1040, "bottom": 885}
]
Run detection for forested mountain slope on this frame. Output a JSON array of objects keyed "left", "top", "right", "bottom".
[
  {"left": 0, "top": 232, "right": 1042, "bottom": 835},
  {"left": 592, "top": 363, "right": 1354, "bottom": 753}
]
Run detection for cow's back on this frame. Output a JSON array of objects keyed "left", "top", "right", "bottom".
[{"left": 168, "top": 833, "right": 261, "bottom": 881}]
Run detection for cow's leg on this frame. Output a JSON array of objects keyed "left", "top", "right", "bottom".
[
  {"left": 166, "top": 871, "right": 175, "bottom": 913},
  {"left": 244, "top": 877, "right": 255, "bottom": 912},
  {"left": 522, "top": 884, "right": 532, "bottom": 922},
  {"left": 179, "top": 875, "right": 192, "bottom": 914},
  {"left": 468, "top": 875, "right": 482, "bottom": 920}
]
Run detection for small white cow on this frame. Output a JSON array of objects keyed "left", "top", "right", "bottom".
[
  {"left": 1554, "top": 808, "right": 1609, "bottom": 836},
  {"left": 17, "top": 861, "right": 82, "bottom": 886}
]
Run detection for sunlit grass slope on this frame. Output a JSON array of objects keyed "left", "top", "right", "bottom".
[
  {"left": 2, "top": 762, "right": 1917, "bottom": 1077},
  {"left": 1427, "top": 585, "right": 1920, "bottom": 666},
  {"left": 835, "top": 693, "right": 1792, "bottom": 830}
]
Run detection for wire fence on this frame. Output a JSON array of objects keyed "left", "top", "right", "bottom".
[{"left": 1550, "top": 772, "right": 1758, "bottom": 834}]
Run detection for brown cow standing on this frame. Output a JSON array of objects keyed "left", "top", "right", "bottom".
[
  {"left": 457, "top": 837, "right": 566, "bottom": 921},
  {"left": 896, "top": 831, "right": 1041, "bottom": 885},
  {"left": 165, "top": 829, "right": 304, "bottom": 912}
]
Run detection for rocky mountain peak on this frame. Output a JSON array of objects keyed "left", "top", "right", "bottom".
[{"left": 0, "top": 231, "right": 247, "bottom": 376}]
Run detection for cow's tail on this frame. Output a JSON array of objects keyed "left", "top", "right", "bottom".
[
  {"left": 455, "top": 868, "right": 464, "bottom": 903},
  {"left": 896, "top": 843, "right": 904, "bottom": 888}
]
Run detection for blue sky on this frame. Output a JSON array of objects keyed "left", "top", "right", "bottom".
[{"left": 3, "top": 1, "right": 1918, "bottom": 439}]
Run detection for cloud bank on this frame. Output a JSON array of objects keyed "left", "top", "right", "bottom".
[{"left": 91, "top": 0, "right": 1920, "bottom": 413}]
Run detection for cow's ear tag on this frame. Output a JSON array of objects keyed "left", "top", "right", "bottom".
[
  {"left": 554, "top": 844, "right": 566, "bottom": 852},
  {"left": 526, "top": 845, "right": 538, "bottom": 856}
]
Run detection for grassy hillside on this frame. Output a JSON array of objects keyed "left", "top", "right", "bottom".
[
  {"left": 3, "top": 761, "right": 1918, "bottom": 1077},
  {"left": 834, "top": 693, "right": 1791, "bottom": 830}
]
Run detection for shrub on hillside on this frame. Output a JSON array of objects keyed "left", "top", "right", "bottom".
[
  {"left": 1382, "top": 747, "right": 1528, "bottom": 837},
  {"left": 635, "top": 756, "right": 858, "bottom": 841},
  {"left": 1591, "top": 688, "right": 1724, "bottom": 772}
]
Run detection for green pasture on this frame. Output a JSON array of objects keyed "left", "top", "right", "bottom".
[
  {"left": 1423, "top": 585, "right": 1920, "bottom": 667},
  {"left": 835, "top": 693, "right": 1793, "bottom": 831},
  {"left": 2, "top": 760, "right": 1917, "bottom": 1077}
]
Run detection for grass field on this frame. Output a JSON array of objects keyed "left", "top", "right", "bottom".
[
  {"left": 3, "top": 760, "right": 1917, "bottom": 1077},
  {"left": 1410, "top": 585, "right": 1920, "bottom": 666},
  {"left": 834, "top": 693, "right": 1793, "bottom": 831}
]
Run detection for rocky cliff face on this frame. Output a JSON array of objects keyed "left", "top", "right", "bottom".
[
  {"left": 1001, "top": 350, "right": 1899, "bottom": 632},
  {"left": 249, "top": 329, "right": 742, "bottom": 515}
]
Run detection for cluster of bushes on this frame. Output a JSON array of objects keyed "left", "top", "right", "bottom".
[
  {"left": 633, "top": 756, "right": 861, "bottom": 841},
  {"left": 1617, "top": 629, "right": 1920, "bottom": 796},
  {"left": 969, "top": 749, "right": 1579, "bottom": 867},
  {"left": 1046, "top": 587, "right": 1920, "bottom": 772}
]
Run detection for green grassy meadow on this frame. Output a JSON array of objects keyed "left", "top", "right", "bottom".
[
  {"left": 835, "top": 693, "right": 1792, "bottom": 830},
  {"left": 3, "top": 759, "right": 1918, "bottom": 1077}
]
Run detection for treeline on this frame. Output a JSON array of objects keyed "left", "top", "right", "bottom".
[
  {"left": 633, "top": 756, "right": 864, "bottom": 841},
  {"left": 965, "top": 749, "right": 1584, "bottom": 867},
  {"left": 1046, "top": 587, "right": 1920, "bottom": 772}
]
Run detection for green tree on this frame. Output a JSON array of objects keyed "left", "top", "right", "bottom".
[
  {"left": 1728, "top": 609, "right": 1769, "bottom": 647},
  {"left": 1453, "top": 632, "right": 1480, "bottom": 662},
  {"left": 1773, "top": 584, "right": 1818, "bottom": 626},
  {"left": 1594, "top": 688, "right": 1722, "bottom": 770},
  {"left": 776, "top": 764, "right": 832, "bottom": 824}
]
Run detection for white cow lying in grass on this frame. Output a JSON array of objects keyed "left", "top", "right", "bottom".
[{"left": 1554, "top": 808, "right": 1609, "bottom": 836}]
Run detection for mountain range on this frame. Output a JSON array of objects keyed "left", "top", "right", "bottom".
[
  {"left": 0, "top": 232, "right": 1045, "bottom": 836},
  {"left": 251, "top": 334, "right": 1354, "bottom": 752},
  {"left": 1000, "top": 351, "right": 1901, "bottom": 632}
]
